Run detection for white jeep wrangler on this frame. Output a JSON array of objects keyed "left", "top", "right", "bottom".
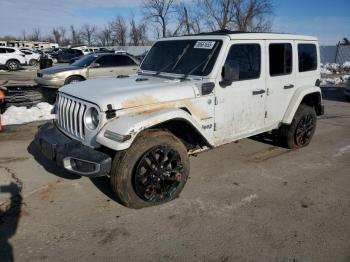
[{"left": 35, "top": 31, "right": 324, "bottom": 208}]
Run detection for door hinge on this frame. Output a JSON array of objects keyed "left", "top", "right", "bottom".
[
  {"left": 214, "top": 96, "right": 218, "bottom": 105},
  {"left": 266, "top": 88, "right": 270, "bottom": 96},
  {"left": 264, "top": 111, "right": 268, "bottom": 118}
]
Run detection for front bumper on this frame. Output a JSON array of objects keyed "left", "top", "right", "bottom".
[
  {"left": 35, "top": 77, "right": 65, "bottom": 88},
  {"left": 34, "top": 122, "right": 111, "bottom": 177}
]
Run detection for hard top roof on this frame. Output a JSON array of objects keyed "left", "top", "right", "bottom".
[{"left": 164, "top": 30, "right": 318, "bottom": 41}]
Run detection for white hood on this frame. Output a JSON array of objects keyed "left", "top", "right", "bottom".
[{"left": 59, "top": 75, "right": 198, "bottom": 111}]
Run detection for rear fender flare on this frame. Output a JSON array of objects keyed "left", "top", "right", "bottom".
[{"left": 282, "top": 85, "right": 322, "bottom": 124}]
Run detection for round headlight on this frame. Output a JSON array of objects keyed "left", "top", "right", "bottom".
[{"left": 85, "top": 107, "right": 100, "bottom": 130}]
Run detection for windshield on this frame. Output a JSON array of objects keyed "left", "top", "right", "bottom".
[
  {"left": 141, "top": 40, "right": 222, "bottom": 77},
  {"left": 71, "top": 55, "right": 97, "bottom": 67}
]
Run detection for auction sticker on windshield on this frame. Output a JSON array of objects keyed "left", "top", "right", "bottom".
[{"left": 194, "top": 41, "right": 216, "bottom": 49}]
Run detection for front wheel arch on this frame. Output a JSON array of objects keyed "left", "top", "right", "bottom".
[{"left": 64, "top": 75, "right": 86, "bottom": 85}]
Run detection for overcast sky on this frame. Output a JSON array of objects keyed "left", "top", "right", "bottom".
[{"left": 0, "top": 0, "right": 349, "bottom": 45}]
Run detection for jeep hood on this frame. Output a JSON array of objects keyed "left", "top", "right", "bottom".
[{"left": 59, "top": 75, "right": 198, "bottom": 111}]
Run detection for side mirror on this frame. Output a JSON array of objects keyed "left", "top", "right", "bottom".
[
  {"left": 90, "top": 63, "right": 100, "bottom": 68},
  {"left": 220, "top": 62, "right": 239, "bottom": 87}
]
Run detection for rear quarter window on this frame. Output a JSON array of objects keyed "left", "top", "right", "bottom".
[
  {"left": 6, "top": 48, "right": 15, "bottom": 53},
  {"left": 298, "top": 44, "right": 317, "bottom": 72}
]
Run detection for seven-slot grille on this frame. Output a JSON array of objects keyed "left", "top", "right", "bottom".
[{"left": 56, "top": 94, "right": 87, "bottom": 139}]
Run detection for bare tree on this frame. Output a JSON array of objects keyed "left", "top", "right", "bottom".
[
  {"left": 129, "top": 17, "right": 147, "bottom": 46},
  {"left": 21, "top": 29, "right": 27, "bottom": 41},
  {"left": 198, "top": 0, "right": 273, "bottom": 32},
  {"left": 97, "top": 25, "right": 113, "bottom": 46},
  {"left": 232, "top": 0, "right": 273, "bottom": 32},
  {"left": 81, "top": 24, "right": 97, "bottom": 46},
  {"left": 198, "top": 0, "right": 235, "bottom": 30},
  {"left": 142, "top": 0, "right": 175, "bottom": 38},
  {"left": 173, "top": 1, "right": 202, "bottom": 36},
  {"left": 70, "top": 25, "right": 82, "bottom": 45},
  {"left": 110, "top": 15, "right": 128, "bottom": 46},
  {"left": 29, "top": 27, "right": 41, "bottom": 41},
  {"left": 52, "top": 28, "right": 62, "bottom": 44}
]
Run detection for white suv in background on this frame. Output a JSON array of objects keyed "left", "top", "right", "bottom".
[
  {"left": 0, "top": 47, "right": 26, "bottom": 71},
  {"left": 20, "top": 49, "right": 41, "bottom": 66}
]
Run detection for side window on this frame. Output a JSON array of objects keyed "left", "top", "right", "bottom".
[
  {"left": 95, "top": 55, "right": 118, "bottom": 67},
  {"left": 0, "top": 48, "right": 6, "bottom": 54},
  {"left": 298, "top": 44, "right": 317, "bottom": 72},
  {"left": 269, "top": 43, "right": 292, "bottom": 76},
  {"left": 118, "top": 56, "right": 137, "bottom": 66},
  {"left": 6, "top": 48, "right": 15, "bottom": 53},
  {"left": 225, "top": 44, "right": 261, "bottom": 81}
]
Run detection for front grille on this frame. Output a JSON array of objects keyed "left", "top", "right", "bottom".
[{"left": 56, "top": 94, "right": 87, "bottom": 139}]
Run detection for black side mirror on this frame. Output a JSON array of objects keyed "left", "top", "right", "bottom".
[{"left": 220, "top": 62, "right": 239, "bottom": 87}]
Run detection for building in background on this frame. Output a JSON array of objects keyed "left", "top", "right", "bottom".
[{"left": 5, "top": 40, "right": 58, "bottom": 49}]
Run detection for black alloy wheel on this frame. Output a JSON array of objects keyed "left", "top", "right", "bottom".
[
  {"left": 294, "top": 114, "right": 315, "bottom": 147},
  {"left": 134, "top": 145, "right": 184, "bottom": 202}
]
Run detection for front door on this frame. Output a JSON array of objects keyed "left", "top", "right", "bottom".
[{"left": 214, "top": 41, "right": 267, "bottom": 141}]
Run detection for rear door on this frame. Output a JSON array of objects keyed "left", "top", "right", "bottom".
[
  {"left": 264, "top": 41, "right": 296, "bottom": 127},
  {"left": 214, "top": 40, "right": 267, "bottom": 140},
  {"left": 113, "top": 55, "right": 138, "bottom": 75}
]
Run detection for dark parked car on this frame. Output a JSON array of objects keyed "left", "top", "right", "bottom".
[{"left": 51, "top": 49, "right": 84, "bottom": 63}]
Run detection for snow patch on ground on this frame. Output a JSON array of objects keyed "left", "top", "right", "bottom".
[
  {"left": 1, "top": 102, "right": 54, "bottom": 126},
  {"left": 321, "top": 61, "right": 350, "bottom": 85},
  {"left": 321, "top": 76, "right": 349, "bottom": 85}
]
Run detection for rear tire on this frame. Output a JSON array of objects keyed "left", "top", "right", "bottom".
[
  {"left": 6, "top": 60, "right": 20, "bottom": 71},
  {"left": 278, "top": 104, "right": 317, "bottom": 149},
  {"left": 64, "top": 76, "right": 84, "bottom": 85},
  {"left": 110, "top": 129, "right": 190, "bottom": 209}
]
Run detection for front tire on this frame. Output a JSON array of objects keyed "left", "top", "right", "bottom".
[
  {"left": 110, "top": 129, "right": 190, "bottom": 209},
  {"left": 278, "top": 104, "right": 317, "bottom": 149},
  {"left": 6, "top": 60, "right": 20, "bottom": 71}
]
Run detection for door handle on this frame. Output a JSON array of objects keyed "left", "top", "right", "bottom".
[
  {"left": 284, "top": 84, "right": 294, "bottom": 89},
  {"left": 252, "top": 90, "right": 266, "bottom": 95}
]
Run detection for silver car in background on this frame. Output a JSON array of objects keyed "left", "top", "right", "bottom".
[{"left": 35, "top": 53, "right": 139, "bottom": 88}]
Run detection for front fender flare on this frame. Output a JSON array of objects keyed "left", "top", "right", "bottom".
[
  {"left": 282, "top": 85, "right": 322, "bottom": 124},
  {"left": 96, "top": 108, "right": 213, "bottom": 151}
]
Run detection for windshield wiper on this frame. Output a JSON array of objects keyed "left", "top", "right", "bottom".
[
  {"left": 154, "top": 43, "right": 190, "bottom": 76},
  {"left": 181, "top": 42, "right": 219, "bottom": 80}
]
